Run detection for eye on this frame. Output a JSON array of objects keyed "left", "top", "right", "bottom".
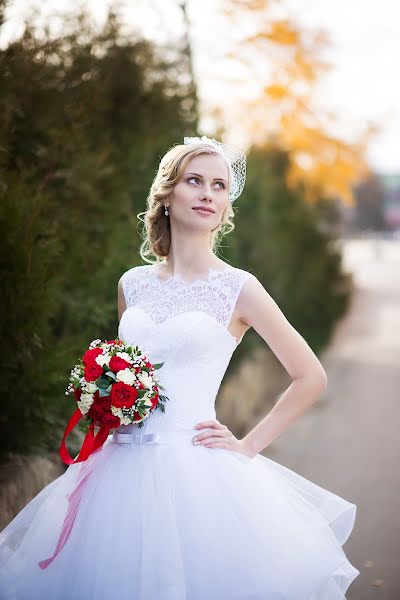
[{"left": 186, "top": 177, "right": 225, "bottom": 190}]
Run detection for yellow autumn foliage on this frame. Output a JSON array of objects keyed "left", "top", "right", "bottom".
[
  {"left": 264, "top": 84, "right": 288, "bottom": 100},
  {"left": 218, "top": 1, "right": 376, "bottom": 204}
]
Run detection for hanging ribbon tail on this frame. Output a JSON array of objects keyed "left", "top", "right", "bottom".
[
  {"left": 39, "top": 424, "right": 112, "bottom": 569},
  {"left": 58, "top": 409, "right": 112, "bottom": 465},
  {"left": 38, "top": 466, "right": 93, "bottom": 570}
]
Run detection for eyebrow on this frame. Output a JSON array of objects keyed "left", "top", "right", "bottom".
[{"left": 184, "top": 171, "right": 228, "bottom": 183}]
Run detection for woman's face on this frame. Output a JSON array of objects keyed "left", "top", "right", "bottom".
[{"left": 167, "top": 153, "right": 230, "bottom": 231}]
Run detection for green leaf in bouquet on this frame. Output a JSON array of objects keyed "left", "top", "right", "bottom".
[
  {"left": 105, "top": 370, "right": 117, "bottom": 380},
  {"left": 152, "top": 362, "right": 164, "bottom": 369},
  {"left": 78, "top": 417, "right": 93, "bottom": 434},
  {"left": 98, "top": 387, "right": 111, "bottom": 398},
  {"left": 96, "top": 376, "right": 111, "bottom": 388}
]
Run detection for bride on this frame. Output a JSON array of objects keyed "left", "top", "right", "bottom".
[{"left": 0, "top": 135, "right": 359, "bottom": 599}]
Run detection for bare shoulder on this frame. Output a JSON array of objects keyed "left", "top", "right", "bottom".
[
  {"left": 234, "top": 270, "right": 285, "bottom": 326},
  {"left": 233, "top": 269, "right": 262, "bottom": 321},
  {"left": 234, "top": 268, "right": 292, "bottom": 337},
  {"left": 235, "top": 270, "right": 327, "bottom": 384}
]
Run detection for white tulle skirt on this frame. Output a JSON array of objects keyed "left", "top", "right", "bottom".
[{"left": 0, "top": 428, "right": 359, "bottom": 599}]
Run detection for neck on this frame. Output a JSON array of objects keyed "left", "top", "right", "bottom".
[{"left": 160, "top": 242, "right": 221, "bottom": 277}]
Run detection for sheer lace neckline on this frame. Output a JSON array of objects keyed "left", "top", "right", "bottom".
[{"left": 149, "top": 263, "right": 234, "bottom": 287}]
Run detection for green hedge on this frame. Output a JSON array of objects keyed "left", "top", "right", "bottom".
[{"left": 0, "top": 7, "right": 351, "bottom": 459}]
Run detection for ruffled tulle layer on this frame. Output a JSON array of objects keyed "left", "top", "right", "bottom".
[{"left": 0, "top": 436, "right": 359, "bottom": 599}]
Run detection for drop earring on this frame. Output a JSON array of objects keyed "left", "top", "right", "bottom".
[{"left": 164, "top": 206, "right": 169, "bottom": 216}]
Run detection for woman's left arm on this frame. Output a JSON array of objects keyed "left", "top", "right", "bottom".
[{"left": 238, "top": 274, "right": 328, "bottom": 458}]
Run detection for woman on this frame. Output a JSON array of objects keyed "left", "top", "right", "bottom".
[{"left": 0, "top": 136, "right": 359, "bottom": 599}]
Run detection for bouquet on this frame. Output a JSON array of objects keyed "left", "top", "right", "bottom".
[{"left": 59, "top": 338, "right": 169, "bottom": 464}]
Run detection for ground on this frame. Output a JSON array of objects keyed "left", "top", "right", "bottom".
[{"left": 265, "top": 237, "right": 400, "bottom": 600}]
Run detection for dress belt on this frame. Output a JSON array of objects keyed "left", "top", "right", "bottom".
[{"left": 109, "top": 428, "right": 205, "bottom": 446}]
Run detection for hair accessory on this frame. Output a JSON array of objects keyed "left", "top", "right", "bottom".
[{"left": 183, "top": 135, "right": 246, "bottom": 203}]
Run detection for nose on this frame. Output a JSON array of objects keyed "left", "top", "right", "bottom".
[{"left": 201, "top": 185, "right": 214, "bottom": 201}]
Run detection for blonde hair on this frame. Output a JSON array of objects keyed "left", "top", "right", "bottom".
[{"left": 137, "top": 143, "right": 236, "bottom": 264}]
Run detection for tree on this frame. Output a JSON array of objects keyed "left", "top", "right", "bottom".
[
  {"left": 228, "top": 145, "right": 351, "bottom": 366},
  {"left": 206, "top": 1, "right": 374, "bottom": 204},
  {"left": 0, "top": 6, "right": 198, "bottom": 458}
]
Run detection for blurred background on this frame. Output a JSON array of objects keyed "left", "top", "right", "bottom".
[{"left": 0, "top": 1, "right": 399, "bottom": 597}]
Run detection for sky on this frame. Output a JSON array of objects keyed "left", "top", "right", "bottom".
[
  {"left": 284, "top": 0, "right": 400, "bottom": 174},
  {"left": 1, "top": 0, "right": 399, "bottom": 174}
]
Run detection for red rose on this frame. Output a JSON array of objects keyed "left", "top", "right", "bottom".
[
  {"left": 111, "top": 382, "right": 138, "bottom": 409},
  {"left": 73, "top": 388, "right": 82, "bottom": 401},
  {"left": 101, "top": 412, "right": 121, "bottom": 428},
  {"left": 133, "top": 410, "right": 142, "bottom": 421},
  {"left": 151, "top": 392, "right": 158, "bottom": 407},
  {"left": 109, "top": 355, "right": 131, "bottom": 373},
  {"left": 83, "top": 347, "right": 103, "bottom": 366},
  {"left": 88, "top": 394, "right": 111, "bottom": 423},
  {"left": 84, "top": 362, "right": 103, "bottom": 382}
]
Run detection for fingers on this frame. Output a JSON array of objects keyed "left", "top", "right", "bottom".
[
  {"left": 192, "top": 419, "right": 233, "bottom": 447},
  {"left": 193, "top": 432, "right": 226, "bottom": 444},
  {"left": 193, "top": 432, "right": 234, "bottom": 446},
  {"left": 202, "top": 441, "right": 229, "bottom": 448},
  {"left": 203, "top": 438, "right": 230, "bottom": 446},
  {"left": 194, "top": 419, "right": 226, "bottom": 430}
]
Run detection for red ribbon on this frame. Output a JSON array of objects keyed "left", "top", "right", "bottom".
[
  {"left": 38, "top": 466, "right": 93, "bottom": 570},
  {"left": 38, "top": 410, "right": 113, "bottom": 569},
  {"left": 58, "top": 408, "right": 111, "bottom": 465}
]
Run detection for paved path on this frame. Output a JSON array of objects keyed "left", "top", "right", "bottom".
[{"left": 264, "top": 238, "right": 400, "bottom": 600}]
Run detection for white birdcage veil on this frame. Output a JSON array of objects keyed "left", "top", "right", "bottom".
[{"left": 183, "top": 135, "right": 246, "bottom": 203}]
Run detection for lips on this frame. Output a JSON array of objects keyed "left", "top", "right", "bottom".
[{"left": 192, "top": 207, "right": 215, "bottom": 214}]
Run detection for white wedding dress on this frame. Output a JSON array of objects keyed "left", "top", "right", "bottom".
[{"left": 0, "top": 263, "right": 359, "bottom": 599}]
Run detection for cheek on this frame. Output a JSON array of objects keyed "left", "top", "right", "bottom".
[
  {"left": 218, "top": 198, "right": 229, "bottom": 215},
  {"left": 173, "top": 183, "right": 196, "bottom": 204}
]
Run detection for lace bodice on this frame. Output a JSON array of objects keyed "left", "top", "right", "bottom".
[
  {"left": 117, "top": 263, "right": 254, "bottom": 435},
  {"left": 121, "top": 264, "right": 252, "bottom": 330}
]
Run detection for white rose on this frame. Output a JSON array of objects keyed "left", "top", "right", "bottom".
[
  {"left": 80, "top": 393, "right": 94, "bottom": 408},
  {"left": 116, "top": 369, "right": 136, "bottom": 385},
  {"left": 137, "top": 372, "right": 153, "bottom": 389},
  {"left": 116, "top": 351, "right": 133, "bottom": 364},
  {"left": 77, "top": 400, "right": 89, "bottom": 415},
  {"left": 111, "top": 405, "right": 123, "bottom": 418},
  {"left": 143, "top": 395, "right": 154, "bottom": 407},
  {"left": 85, "top": 382, "right": 98, "bottom": 394},
  {"left": 120, "top": 415, "right": 132, "bottom": 425},
  {"left": 95, "top": 353, "right": 111, "bottom": 367}
]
